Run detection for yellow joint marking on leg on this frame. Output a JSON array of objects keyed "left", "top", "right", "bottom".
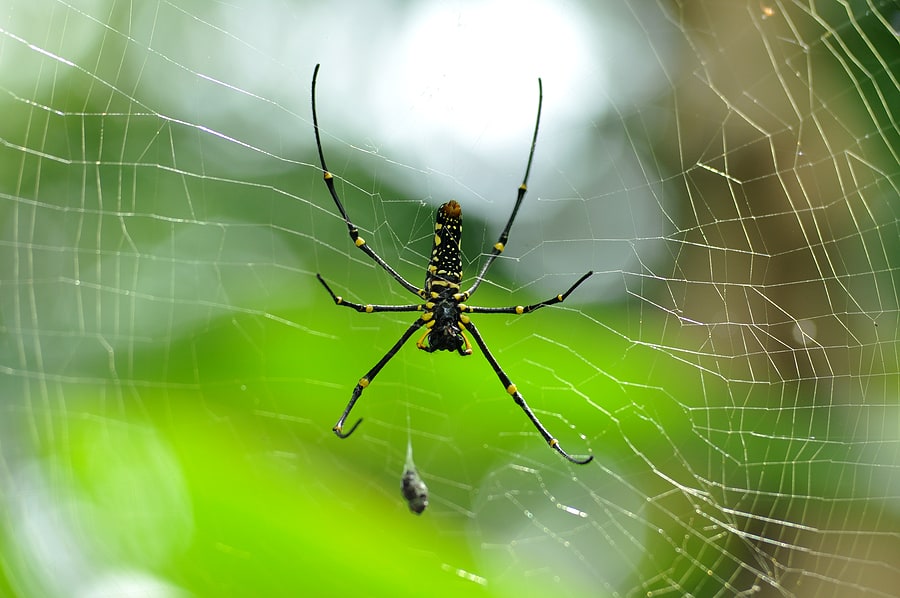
[
  {"left": 424, "top": 302, "right": 435, "bottom": 309},
  {"left": 425, "top": 319, "right": 436, "bottom": 328},
  {"left": 335, "top": 296, "right": 343, "bottom": 304},
  {"left": 457, "top": 302, "right": 468, "bottom": 311},
  {"left": 359, "top": 377, "right": 370, "bottom": 388},
  {"left": 421, "top": 312, "right": 433, "bottom": 321},
  {"left": 506, "top": 384, "right": 517, "bottom": 395},
  {"left": 549, "top": 438, "right": 559, "bottom": 448},
  {"left": 494, "top": 242, "right": 505, "bottom": 252},
  {"left": 515, "top": 305, "right": 524, "bottom": 314},
  {"left": 557, "top": 294, "right": 564, "bottom": 301},
  {"left": 324, "top": 171, "right": 333, "bottom": 180},
  {"left": 416, "top": 330, "right": 429, "bottom": 350},
  {"left": 364, "top": 305, "right": 374, "bottom": 313},
  {"left": 355, "top": 237, "right": 366, "bottom": 247},
  {"left": 460, "top": 313, "right": 470, "bottom": 324},
  {"left": 519, "top": 183, "right": 527, "bottom": 191},
  {"left": 434, "top": 234, "right": 441, "bottom": 246},
  {"left": 430, "top": 292, "right": 440, "bottom": 298}
]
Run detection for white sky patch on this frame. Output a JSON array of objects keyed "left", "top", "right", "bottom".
[{"left": 391, "top": 0, "right": 599, "bottom": 150}]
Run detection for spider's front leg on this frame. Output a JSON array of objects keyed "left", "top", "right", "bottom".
[
  {"left": 311, "top": 64, "right": 425, "bottom": 301},
  {"left": 333, "top": 318, "right": 426, "bottom": 438},
  {"left": 464, "top": 77, "right": 543, "bottom": 298}
]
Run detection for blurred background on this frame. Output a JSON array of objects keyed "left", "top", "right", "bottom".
[{"left": 1, "top": 0, "right": 898, "bottom": 596}]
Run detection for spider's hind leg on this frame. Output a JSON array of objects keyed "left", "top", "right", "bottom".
[
  {"left": 463, "top": 319, "right": 593, "bottom": 465},
  {"left": 332, "top": 318, "right": 426, "bottom": 438}
]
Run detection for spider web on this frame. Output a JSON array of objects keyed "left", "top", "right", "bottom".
[{"left": 1, "top": 1, "right": 898, "bottom": 596}]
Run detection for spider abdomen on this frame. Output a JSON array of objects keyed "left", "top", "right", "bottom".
[{"left": 425, "top": 201, "right": 463, "bottom": 293}]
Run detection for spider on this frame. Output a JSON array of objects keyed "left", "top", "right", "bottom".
[{"left": 311, "top": 64, "right": 594, "bottom": 465}]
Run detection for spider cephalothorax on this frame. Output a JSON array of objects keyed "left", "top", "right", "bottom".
[
  {"left": 311, "top": 64, "right": 593, "bottom": 464},
  {"left": 417, "top": 298, "right": 471, "bottom": 355}
]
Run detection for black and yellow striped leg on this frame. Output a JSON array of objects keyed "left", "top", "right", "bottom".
[
  {"left": 317, "top": 274, "right": 423, "bottom": 314},
  {"left": 463, "top": 271, "right": 593, "bottom": 315},
  {"left": 333, "top": 318, "right": 426, "bottom": 438},
  {"left": 312, "top": 64, "right": 425, "bottom": 300},
  {"left": 464, "top": 78, "right": 543, "bottom": 298},
  {"left": 463, "top": 319, "right": 593, "bottom": 465}
]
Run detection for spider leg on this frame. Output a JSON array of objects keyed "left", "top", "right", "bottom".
[
  {"left": 317, "top": 274, "right": 423, "bottom": 313},
  {"left": 312, "top": 64, "right": 425, "bottom": 300},
  {"left": 463, "top": 77, "right": 543, "bottom": 299},
  {"left": 463, "top": 271, "right": 593, "bottom": 315},
  {"left": 463, "top": 319, "right": 593, "bottom": 465},
  {"left": 333, "top": 318, "right": 426, "bottom": 438}
]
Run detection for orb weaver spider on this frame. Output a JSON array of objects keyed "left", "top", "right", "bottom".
[{"left": 312, "top": 64, "right": 593, "bottom": 464}]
